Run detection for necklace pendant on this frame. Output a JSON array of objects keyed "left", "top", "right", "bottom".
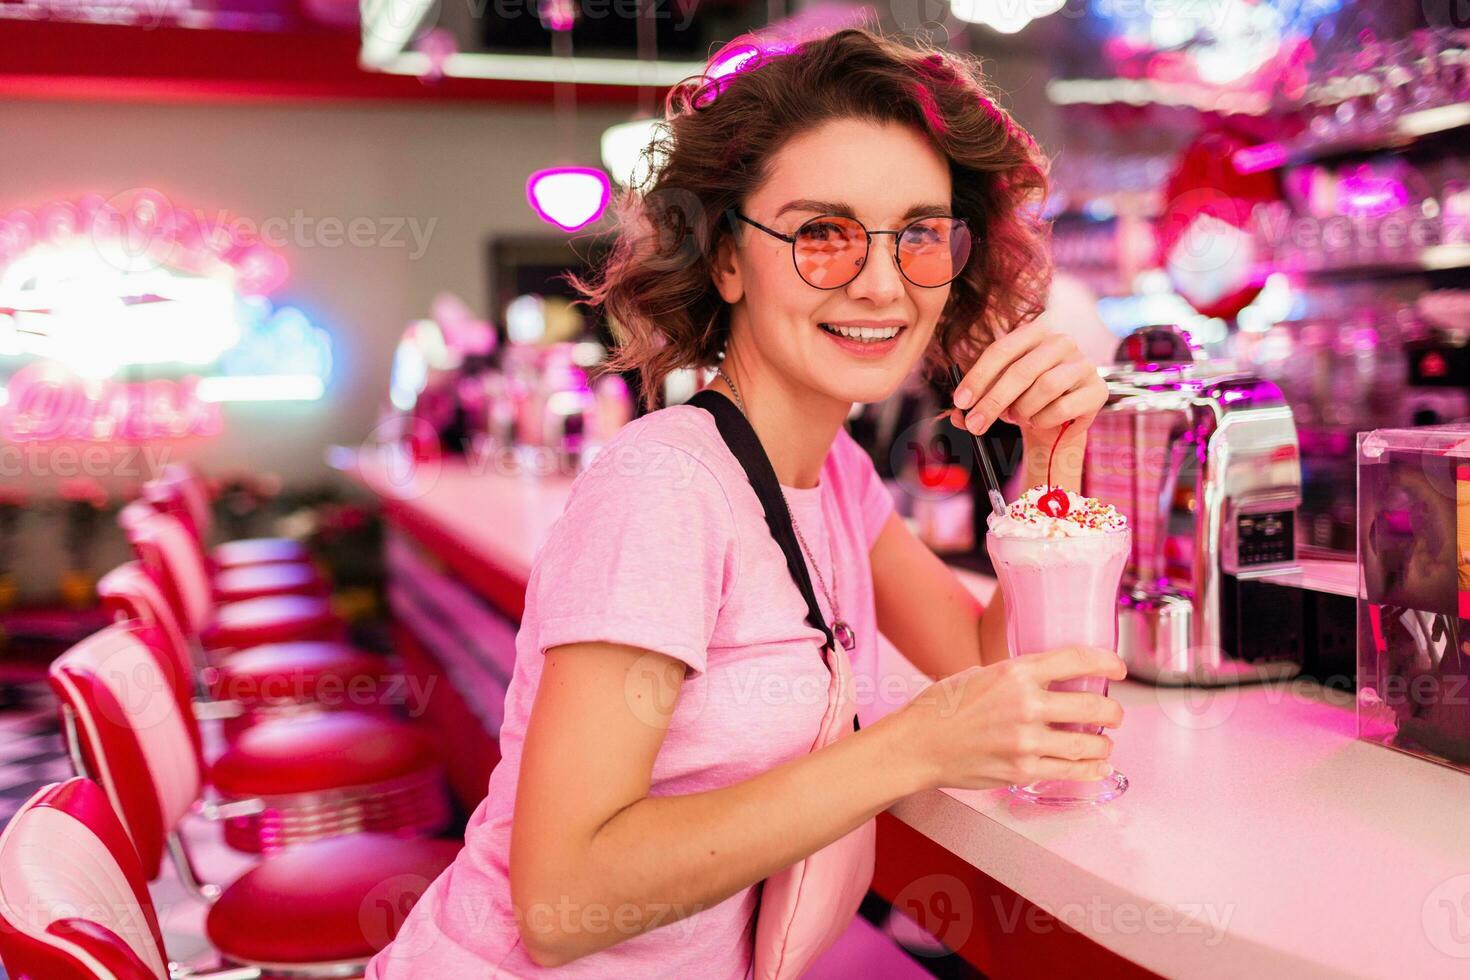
[{"left": 833, "top": 619, "right": 856, "bottom": 651}]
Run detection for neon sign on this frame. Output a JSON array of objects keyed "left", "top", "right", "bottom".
[
  {"left": 0, "top": 362, "right": 221, "bottom": 443},
  {"left": 0, "top": 191, "right": 331, "bottom": 441},
  {"left": 0, "top": 243, "right": 243, "bottom": 377},
  {"left": 0, "top": 0, "right": 350, "bottom": 33},
  {"left": 0, "top": 192, "right": 289, "bottom": 297}
]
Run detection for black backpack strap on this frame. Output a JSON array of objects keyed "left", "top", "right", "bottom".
[{"left": 687, "top": 388, "right": 835, "bottom": 662}]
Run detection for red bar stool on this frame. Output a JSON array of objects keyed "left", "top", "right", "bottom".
[
  {"left": 0, "top": 777, "right": 458, "bottom": 979},
  {"left": 50, "top": 622, "right": 450, "bottom": 855},
  {"left": 0, "top": 777, "right": 208, "bottom": 980},
  {"left": 147, "top": 463, "right": 315, "bottom": 570},
  {"left": 212, "top": 562, "right": 328, "bottom": 604},
  {"left": 98, "top": 562, "right": 392, "bottom": 742},
  {"left": 122, "top": 495, "right": 327, "bottom": 606},
  {"left": 123, "top": 509, "right": 344, "bottom": 655}
]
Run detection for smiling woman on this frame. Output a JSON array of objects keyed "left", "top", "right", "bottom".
[{"left": 366, "top": 25, "right": 1126, "bottom": 980}]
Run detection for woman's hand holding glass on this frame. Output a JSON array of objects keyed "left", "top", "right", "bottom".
[{"left": 895, "top": 647, "right": 1127, "bottom": 792}]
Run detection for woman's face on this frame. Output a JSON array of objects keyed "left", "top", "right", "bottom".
[{"left": 713, "top": 117, "right": 954, "bottom": 405}]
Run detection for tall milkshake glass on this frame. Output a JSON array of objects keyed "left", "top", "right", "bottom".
[{"left": 986, "top": 519, "right": 1131, "bottom": 806}]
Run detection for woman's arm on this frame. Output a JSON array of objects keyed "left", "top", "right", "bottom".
[
  {"left": 511, "top": 631, "right": 1123, "bottom": 966},
  {"left": 511, "top": 640, "right": 929, "bottom": 967}
]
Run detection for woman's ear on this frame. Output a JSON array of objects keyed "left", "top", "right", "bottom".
[{"left": 710, "top": 233, "right": 744, "bottom": 305}]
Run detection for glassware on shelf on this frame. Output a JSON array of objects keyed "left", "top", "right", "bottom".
[{"left": 1292, "top": 27, "right": 1470, "bottom": 149}]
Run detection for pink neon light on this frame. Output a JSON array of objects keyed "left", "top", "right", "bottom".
[
  {"left": 693, "top": 37, "right": 795, "bottom": 108},
  {"left": 415, "top": 27, "right": 458, "bottom": 83},
  {"left": 540, "top": 0, "right": 575, "bottom": 31},
  {"left": 1232, "top": 142, "right": 1287, "bottom": 175},
  {"left": 707, "top": 42, "right": 764, "bottom": 78},
  {"left": 1337, "top": 168, "right": 1410, "bottom": 218},
  {"left": 2, "top": 361, "right": 222, "bottom": 443},
  {"left": 0, "top": 191, "right": 290, "bottom": 296},
  {"left": 229, "top": 242, "right": 290, "bottom": 296},
  {"left": 525, "top": 167, "right": 611, "bottom": 232}
]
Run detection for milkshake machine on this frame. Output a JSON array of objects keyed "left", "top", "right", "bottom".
[{"left": 1083, "top": 326, "right": 1312, "bottom": 686}]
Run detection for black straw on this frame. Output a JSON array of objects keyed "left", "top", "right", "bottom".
[{"left": 948, "top": 362, "right": 1008, "bottom": 517}]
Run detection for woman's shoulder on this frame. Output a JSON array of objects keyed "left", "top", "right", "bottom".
[
  {"left": 579, "top": 402, "right": 880, "bottom": 508},
  {"left": 588, "top": 402, "right": 737, "bottom": 484},
  {"left": 562, "top": 403, "right": 740, "bottom": 516},
  {"left": 617, "top": 402, "right": 725, "bottom": 453},
  {"left": 604, "top": 403, "right": 879, "bottom": 485}
]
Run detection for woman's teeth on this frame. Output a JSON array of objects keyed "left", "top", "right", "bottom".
[{"left": 819, "top": 323, "right": 903, "bottom": 342}]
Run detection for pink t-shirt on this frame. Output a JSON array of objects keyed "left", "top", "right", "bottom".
[{"left": 366, "top": 401, "right": 897, "bottom": 979}]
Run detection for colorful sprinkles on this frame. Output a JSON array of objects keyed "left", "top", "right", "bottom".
[{"left": 1000, "top": 485, "right": 1127, "bottom": 534}]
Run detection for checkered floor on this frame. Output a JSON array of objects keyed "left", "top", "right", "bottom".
[{"left": 0, "top": 683, "right": 72, "bottom": 826}]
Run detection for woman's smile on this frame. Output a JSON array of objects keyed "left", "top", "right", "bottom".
[{"left": 816, "top": 320, "right": 909, "bottom": 357}]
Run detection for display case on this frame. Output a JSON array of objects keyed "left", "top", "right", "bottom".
[{"left": 1358, "top": 424, "right": 1470, "bottom": 774}]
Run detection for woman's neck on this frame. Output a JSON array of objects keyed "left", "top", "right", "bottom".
[{"left": 704, "top": 355, "right": 850, "bottom": 490}]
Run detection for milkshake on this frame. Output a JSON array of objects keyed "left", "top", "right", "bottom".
[{"left": 986, "top": 485, "right": 1131, "bottom": 806}]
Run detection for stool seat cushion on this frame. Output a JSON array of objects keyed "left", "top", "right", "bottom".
[
  {"left": 202, "top": 595, "right": 342, "bottom": 652},
  {"left": 214, "top": 642, "right": 385, "bottom": 705},
  {"left": 211, "top": 538, "right": 311, "bottom": 569},
  {"left": 214, "top": 563, "right": 325, "bottom": 603},
  {"left": 210, "top": 712, "right": 439, "bottom": 797},
  {"left": 206, "top": 833, "right": 461, "bottom": 964}
]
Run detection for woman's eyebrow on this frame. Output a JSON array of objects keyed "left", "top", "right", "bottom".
[{"left": 775, "top": 199, "right": 952, "bottom": 221}]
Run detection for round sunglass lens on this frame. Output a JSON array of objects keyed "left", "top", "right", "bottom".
[
  {"left": 793, "top": 216, "right": 868, "bottom": 289},
  {"left": 898, "top": 218, "right": 971, "bottom": 287}
]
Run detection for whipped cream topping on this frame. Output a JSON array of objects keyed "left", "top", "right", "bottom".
[{"left": 987, "top": 485, "right": 1127, "bottom": 538}]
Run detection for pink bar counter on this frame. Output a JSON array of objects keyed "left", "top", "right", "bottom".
[{"left": 334, "top": 447, "right": 1470, "bottom": 980}]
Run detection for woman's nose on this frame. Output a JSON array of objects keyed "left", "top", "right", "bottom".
[{"left": 845, "top": 242, "right": 906, "bottom": 303}]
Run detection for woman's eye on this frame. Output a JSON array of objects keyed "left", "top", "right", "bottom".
[
  {"left": 902, "top": 223, "right": 942, "bottom": 246},
  {"left": 799, "top": 223, "right": 844, "bottom": 242}
]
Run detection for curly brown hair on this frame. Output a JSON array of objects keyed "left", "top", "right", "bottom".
[{"left": 569, "top": 25, "right": 1054, "bottom": 412}]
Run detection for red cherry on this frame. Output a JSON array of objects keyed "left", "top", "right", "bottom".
[{"left": 1037, "top": 488, "right": 1070, "bottom": 517}]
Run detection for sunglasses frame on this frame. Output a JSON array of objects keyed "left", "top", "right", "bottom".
[{"left": 729, "top": 208, "right": 973, "bottom": 290}]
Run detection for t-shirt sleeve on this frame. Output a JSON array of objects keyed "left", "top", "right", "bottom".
[
  {"left": 838, "top": 426, "right": 897, "bottom": 550},
  {"left": 530, "top": 436, "right": 739, "bottom": 676}
]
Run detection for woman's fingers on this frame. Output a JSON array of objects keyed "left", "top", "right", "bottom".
[
  {"left": 951, "top": 322, "right": 1051, "bottom": 412},
  {"left": 1023, "top": 756, "right": 1116, "bottom": 783},
  {"left": 1026, "top": 645, "right": 1128, "bottom": 684},
  {"left": 1027, "top": 384, "right": 1106, "bottom": 432},
  {"left": 1040, "top": 690, "right": 1125, "bottom": 729},
  {"left": 1009, "top": 704, "right": 1119, "bottom": 785},
  {"left": 1008, "top": 357, "right": 1095, "bottom": 426},
  {"left": 958, "top": 334, "right": 1075, "bottom": 434},
  {"left": 1032, "top": 727, "right": 1114, "bottom": 761}
]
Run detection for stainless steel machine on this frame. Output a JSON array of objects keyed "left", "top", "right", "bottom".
[{"left": 1084, "top": 326, "right": 1309, "bottom": 686}]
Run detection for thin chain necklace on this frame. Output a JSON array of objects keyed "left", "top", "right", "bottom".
[{"left": 714, "top": 365, "right": 856, "bottom": 652}]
